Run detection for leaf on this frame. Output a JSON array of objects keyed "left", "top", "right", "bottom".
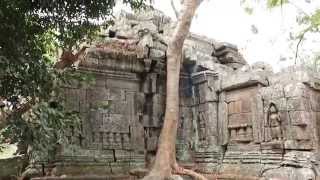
[
  {"left": 244, "top": 7, "right": 254, "bottom": 15},
  {"left": 267, "top": 0, "right": 288, "bottom": 9},
  {"left": 310, "top": 9, "right": 320, "bottom": 28}
]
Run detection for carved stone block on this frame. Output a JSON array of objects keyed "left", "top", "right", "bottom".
[
  {"left": 289, "top": 111, "right": 310, "bottom": 126},
  {"left": 291, "top": 126, "right": 310, "bottom": 141},
  {"left": 149, "top": 48, "right": 165, "bottom": 60},
  {"left": 228, "top": 113, "right": 252, "bottom": 128},
  {"left": 57, "top": 9, "right": 320, "bottom": 178},
  {"left": 64, "top": 88, "right": 80, "bottom": 112},
  {"left": 284, "top": 83, "right": 310, "bottom": 98},
  {"left": 146, "top": 136, "right": 158, "bottom": 151},
  {"left": 286, "top": 97, "right": 311, "bottom": 111}
]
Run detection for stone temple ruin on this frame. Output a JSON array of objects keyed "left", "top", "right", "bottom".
[{"left": 56, "top": 9, "right": 320, "bottom": 179}]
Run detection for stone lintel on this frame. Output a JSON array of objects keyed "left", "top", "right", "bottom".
[
  {"left": 221, "top": 72, "right": 268, "bottom": 91},
  {"left": 191, "top": 70, "right": 218, "bottom": 85}
]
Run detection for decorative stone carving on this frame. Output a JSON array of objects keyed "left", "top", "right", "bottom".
[
  {"left": 53, "top": 9, "right": 320, "bottom": 180},
  {"left": 266, "top": 103, "right": 283, "bottom": 141}
]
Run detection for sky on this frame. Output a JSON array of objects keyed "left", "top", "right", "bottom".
[{"left": 119, "top": 0, "right": 320, "bottom": 71}]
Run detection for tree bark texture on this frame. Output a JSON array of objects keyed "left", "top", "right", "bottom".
[{"left": 143, "top": 0, "right": 206, "bottom": 179}]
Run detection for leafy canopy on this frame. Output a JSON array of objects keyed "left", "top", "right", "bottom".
[
  {"left": 267, "top": 0, "right": 288, "bottom": 8},
  {"left": 241, "top": 0, "right": 320, "bottom": 65},
  {"left": 0, "top": 0, "right": 146, "bottom": 161}
]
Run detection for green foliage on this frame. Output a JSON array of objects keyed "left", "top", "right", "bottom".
[
  {"left": 301, "top": 51, "right": 320, "bottom": 72},
  {"left": 240, "top": 0, "right": 252, "bottom": 15},
  {"left": 0, "top": 68, "right": 95, "bottom": 160},
  {"left": 310, "top": 10, "right": 320, "bottom": 26},
  {"left": 0, "top": 0, "right": 146, "bottom": 162},
  {"left": 1, "top": 101, "right": 80, "bottom": 161},
  {"left": 289, "top": 8, "right": 320, "bottom": 63},
  {"left": 267, "top": 0, "right": 288, "bottom": 8},
  {"left": 264, "top": 0, "right": 319, "bottom": 64},
  {"left": 296, "top": 9, "right": 320, "bottom": 65},
  {"left": 244, "top": 7, "right": 254, "bottom": 15},
  {"left": 304, "top": 9, "right": 320, "bottom": 31},
  {"left": 296, "top": 9, "right": 320, "bottom": 32}
]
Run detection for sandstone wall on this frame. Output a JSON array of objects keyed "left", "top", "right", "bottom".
[{"left": 56, "top": 9, "right": 320, "bottom": 180}]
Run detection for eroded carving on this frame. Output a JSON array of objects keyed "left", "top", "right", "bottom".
[
  {"left": 266, "top": 103, "right": 283, "bottom": 141},
  {"left": 55, "top": 9, "right": 320, "bottom": 180}
]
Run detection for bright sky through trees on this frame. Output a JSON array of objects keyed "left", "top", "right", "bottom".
[{"left": 148, "top": 0, "right": 320, "bottom": 71}]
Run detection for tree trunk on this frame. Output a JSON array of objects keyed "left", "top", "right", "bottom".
[{"left": 143, "top": 0, "right": 206, "bottom": 179}]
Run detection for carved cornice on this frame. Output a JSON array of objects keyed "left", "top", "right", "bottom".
[{"left": 79, "top": 46, "right": 146, "bottom": 73}]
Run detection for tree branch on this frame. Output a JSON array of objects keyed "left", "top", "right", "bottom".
[
  {"left": 180, "top": 169, "right": 207, "bottom": 180},
  {"left": 0, "top": 98, "right": 35, "bottom": 129},
  {"left": 171, "top": 0, "right": 179, "bottom": 19},
  {"left": 294, "top": 26, "right": 311, "bottom": 64}
]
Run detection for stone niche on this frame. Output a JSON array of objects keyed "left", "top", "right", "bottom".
[
  {"left": 58, "top": 60, "right": 146, "bottom": 175},
  {"left": 57, "top": 9, "right": 320, "bottom": 180},
  {"left": 218, "top": 69, "right": 320, "bottom": 179}
]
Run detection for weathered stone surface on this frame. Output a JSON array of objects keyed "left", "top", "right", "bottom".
[
  {"left": 50, "top": 9, "right": 320, "bottom": 180},
  {"left": 251, "top": 61, "right": 273, "bottom": 73},
  {"left": 213, "top": 42, "right": 247, "bottom": 70},
  {"left": 221, "top": 71, "right": 268, "bottom": 91},
  {"left": 262, "top": 167, "right": 316, "bottom": 180},
  {"left": 0, "top": 156, "right": 23, "bottom": 179}
]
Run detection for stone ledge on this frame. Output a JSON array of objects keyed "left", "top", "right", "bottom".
[{"left": 32, "top": 175, "right": 135, "bottom": 180}]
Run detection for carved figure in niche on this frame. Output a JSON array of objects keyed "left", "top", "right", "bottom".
[
  {"left": 122, "top": 133, "right": 130, "bottom": 147},
  {"left": 177, "top": 115, "right": 185, "bottom": 139},
  {"left": 197, "top": 112, "right": 206, "bottom": 142},
  {"left": 115, "top": 133, "right": 122, "bottom": 147},
  {"left": 267, "top": 103, "right": 283, "bottom": 141},
  {"left": 108, "top": 132, "right": 114, "bottom": 145}
]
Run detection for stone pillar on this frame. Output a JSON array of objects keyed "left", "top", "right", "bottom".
[
  {"left": 191, "top": 70, "right": 219, "bottom": 149},
  {"left": 191, "top": 70, "right": 221, "bottom": 173},
  {"left": 218, "top": 91, "right": 229, "bottom": 146}
]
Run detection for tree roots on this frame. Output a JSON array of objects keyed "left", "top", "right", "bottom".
[
  {"left": 142, "top": 164, "right": 208, "bottom": 180},
  {"left": 173, "top": 164, "right": 208, "bottom": 180}
]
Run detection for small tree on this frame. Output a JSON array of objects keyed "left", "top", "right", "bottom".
[
  {"left": 0, "top": 0, "right": 146, "bottom": 172},
  {"left": 143, "top": 0, "right": 207, "bottom": 179}
]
